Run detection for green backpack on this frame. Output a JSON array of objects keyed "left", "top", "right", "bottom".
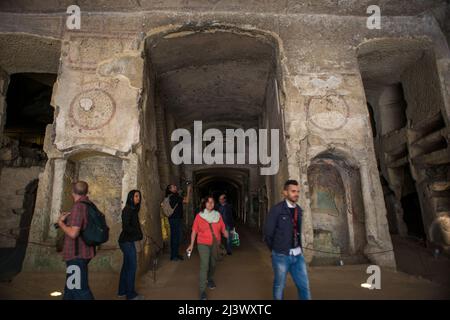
[{"left": 79, "top": 201, "right": 109, "bottom": 247}]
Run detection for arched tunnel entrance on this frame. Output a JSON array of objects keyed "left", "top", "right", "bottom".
[
  {"left": 193, "top": 168, "right": 249, "bottom": 225},
  {"left": 140, "top": 26, "right": 289, "bottom": 242}
]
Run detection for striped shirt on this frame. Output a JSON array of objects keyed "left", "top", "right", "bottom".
[{"left": 62, "top": 196, "right": 95, "bottom": 261}]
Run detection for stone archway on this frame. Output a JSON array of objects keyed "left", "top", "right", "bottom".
[{"left": 139, "top": 24, "right": 289, "bottom": 238}]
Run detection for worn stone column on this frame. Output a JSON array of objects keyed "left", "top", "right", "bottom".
[
  {"left": 154, "top": 96, "right": 171, "bottom": 187},
  {"left": 166, "top": 113, "right": 180, "bottom": 182},
  {"left": 48, "top": 158, "right": 67, "bottom": 239},
  {"left": 359, "top": 158, "right": 396, "bottom": 268},
  {"left": 435, "top": 46, "right": 450, "bottom": 127},
  {"left": 0, "top": 67, "right": 8, "bottom": 141},
  {"left": 340, "top": 172, "right": 356, "bottom": 254},
  {"left": 283, "top": 79, "right": 314, "bottom": 263}
]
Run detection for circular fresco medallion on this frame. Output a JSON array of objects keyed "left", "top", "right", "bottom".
[
  {"left": 69, "top": 84, "right": 116, "bottom": 130},
  {"left": 308, "top": 95, "right": 349, "bottom": 131}
]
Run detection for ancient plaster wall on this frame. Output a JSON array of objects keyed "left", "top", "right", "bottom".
[
  {"left": 0, "top": 34, "right": 60, "bottom": 74},
  {"left": 357, "top": 37, "right": 450, "bottom": 251},
  {"left": 402, "top": 50, "right": 449, "bottom": 238},
  {"left": 0, "top": 167, "right": 42, "bottom": 247},
  {"left": 0, "top": 67, "right": 7, "bottom": 140},
  {"left": 261, "top": 76, "right": 289, "bottom": 228},
  {"left": 16, "top": 27, "right": 145, "bottom": 270},
  {"left": 403, "top": 51, "right": 446, "bottom": 127},
  {"left": 0, "top": 136, "right": 48, "bottom": 250},
  {"left": 309, "top": 163, "right": 349, "bottom": 256},
  {"left": 77, "top": 155, "right": 123, "bottom": 270},
  {"left": 1, "top": 0, "right": 447, "bottom": 16},
  {"left": 137, "top": 60, "right": 165, "bottom": 270},
  {"left": 0, "top": 2, "right": 447, "bottom": 270},
  {"left": 308, "top": 154, "right": 367, "bottom": 264}
]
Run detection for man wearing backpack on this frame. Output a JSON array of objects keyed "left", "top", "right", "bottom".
[{"left": 57, "top": 181, "right": 96, "bottom": 300}]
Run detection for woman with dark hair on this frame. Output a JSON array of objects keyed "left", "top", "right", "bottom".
[
  {"left": 118, "top": 190, "right": 144, "bottom": 300},
  {"left": 187, "top": 196, "right": 229, "bottom": 300}
]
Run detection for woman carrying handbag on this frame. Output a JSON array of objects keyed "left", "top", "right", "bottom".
[{"left": 187, "top": 196, "right": 229, "bottom": 300}]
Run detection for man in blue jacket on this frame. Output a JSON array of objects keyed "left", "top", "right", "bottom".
[{"left": 263, "top": 179, "right": 311, "bottom": 300}]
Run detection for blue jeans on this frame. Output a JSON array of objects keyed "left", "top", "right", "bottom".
[
  {"left": 169, "top": 218, "right": 182, "bottom": 259},
  {"left": 63, "top": 258, "right": 94, "bottom": 300},
  {"left": 118, "top": 241, "right": 138, "bottom": 300},
  {"left": 271, "top": 250, "right": 311, "bottom": 300}
]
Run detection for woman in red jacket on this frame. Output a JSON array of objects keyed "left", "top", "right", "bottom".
[{"left": 187, "top": 196, "right": 229, "bottom": 300}]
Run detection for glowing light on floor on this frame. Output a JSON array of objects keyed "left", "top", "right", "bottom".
[
  {"left": 50, "top": 291, "right": 62, "bottom": 297},
  {"left": 360, "top": 283, "right": 373, "bottom": 289}
]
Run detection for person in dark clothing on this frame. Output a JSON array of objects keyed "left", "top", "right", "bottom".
[
  {"left": 263, "top": 179, "right": 311, "bottom": 300},
  {"left": 118, "top": 190, "right": 144, "bottom": 300},
  {"left": 217, "top": 194, "right": 235, "bottom": 255},
  {"left": 166, "top": 184, "right": 191, "bottom": 261}
]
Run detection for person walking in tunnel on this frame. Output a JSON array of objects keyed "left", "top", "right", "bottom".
[
  {"left": 57, "top": 181, "right": 96, "bottom": 300},
  {"left": 217, "top": 194, "right": 235, "bottom": 255},
  {"left": 187, "top": 196, "right": 229, "bottom": 300},
  {"left": 117, "top": 190, "right": 144, "bottom": 300},
  {"left": 263, "top": 179, "right": 311, "bottom": 300},
  {"left": 165, "top": 183, "right": 191, "bottom": 261}
]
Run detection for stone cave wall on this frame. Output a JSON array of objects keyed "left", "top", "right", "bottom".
[
  {"left": 0, "top": 134, "right": 47, "bottom": 248},
  {"left": 0, "top": 1, "right": 448, "bottom": 270}
]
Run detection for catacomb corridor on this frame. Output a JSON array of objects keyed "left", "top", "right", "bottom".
[{"left": 0, "top": 1, "right": 449, "bottom": 300}]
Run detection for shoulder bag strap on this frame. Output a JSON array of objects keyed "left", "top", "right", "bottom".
[{"left": 208, "top": 223, "right": 219, "bottom": 245}]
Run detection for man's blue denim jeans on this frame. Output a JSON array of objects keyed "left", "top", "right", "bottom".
[
  {"left": 118, "top": 241, "right": 138, "bottom": 300},
  {"left": 63, "top": 258, "right": 94, "bottom": 300},
  {"left": 271, "top": 250, "right": 311, "bottom": 300}
]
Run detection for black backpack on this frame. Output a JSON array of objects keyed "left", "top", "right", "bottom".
[{"left": 80, "top": 201, "right": 109, "bottom": 246}]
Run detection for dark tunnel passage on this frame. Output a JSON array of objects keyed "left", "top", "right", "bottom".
[{"left": 192, "top": 168, "right": 249, "bottom": 224}]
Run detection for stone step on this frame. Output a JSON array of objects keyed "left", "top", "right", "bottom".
[
  {"left": 409, "top": 112, "right": 445, "bottom": 136},
  {"left": 386, "top": 155, "right": 409, "bottom": 168},
  {"left": 411, "top": 148, "right": 450, "bottom": 167},
  {"left": 382, "top": 127, "right": 407, "bottom": 155},
  {"left": 429, "top": 189, "right": 450, "bottom": 198},
  {"left": 431, "top": 196, "right": 450, "bottom": 212},
  {"left": 429, "top": 181, "right": 450, "bottom": 192},
  {"left": 410, "top": 127, "right": 448, "bottom": 157},
  {"left": 435, "top": 211, "right": 450, "bottom": 218}
]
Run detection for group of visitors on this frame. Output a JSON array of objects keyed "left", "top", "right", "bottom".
[
  {"left": 57, "top": 179, "right": 311, "bottom": 300},
  {"left": 57, "top": 182, "right": 144, "bottom": 300}
]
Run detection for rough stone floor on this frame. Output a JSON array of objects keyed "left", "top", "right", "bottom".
[{"left": 0, "top": 227, "right": 449, "bottom": 300}]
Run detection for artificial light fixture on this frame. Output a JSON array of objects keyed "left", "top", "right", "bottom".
[{"left": 50, "top": 291, "right": 62, "bottom": 297}]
